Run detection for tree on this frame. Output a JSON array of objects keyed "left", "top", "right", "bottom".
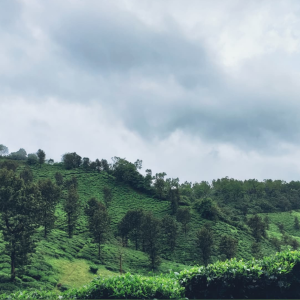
[
  {"left": 55, "top": 172, "right": 64, "bottom": 186},
  {"left": 82, "top": 157, "right": 90, "bottom": 170},
  {"left": 247, "top": 215, "right": 267, "bottom": 241},
  {"left": 38, "top": 179, "right": 60, "bottom": 238},
  {"left": 0, "top": 168, "right": 43, "bottom": 281},
  {"left": 47, "top": 158, "right": 54, "bottom": 165},
  {"left": 251, "top": 242, "right": 262, "bottom": 259},
  {"left": 95, "top": 159, "right": 102, "bottom": 172},
  {"left": 27, "top": 153, "right": 38, "bottom": 165},
  {"left": 168, "top": 187, "right": 180, "bottom": 215},
  {"left": 176, "top": 207, "right": 191, "bottom": 237},
  {"left": 0, "top": 144, "right": 9, "bottom": 156},
  {"left": 161, "top": 215, "right": 178, "bottom": 252},
  {"left": 36, "top": 149, "right": 46, "bottom": 167},
  {"left": 64, "top": 186, "right": 80, "bottom": 238},
  {"left": 141, "top": 212, "right": 161, "bottom": 269},
  {"left": 196, "top": 225, "right": 213, "bottom": 266},
  {"left": 101, "top": 159, "right": 110, "bottom": 172},
  {"left": 0, "top": 160, "right": 19, "bottom": 172},
  {"left": 294, "top": 216, "right": 300, "bottom": 230},
  {"left": 154, "top": 172, "right": 167, "bottom": 199},
  {"left": 103, "top": 186, "right": 113, "bottom": 208},
  {"left": 194, "top": 198, "right": 220, "bottom": 220},
  {"left": 64, "top": 176, "right": 78, "bottom": 189},
  {"left": 219, "top": 235, "right": 238, "bottom": 259},
  {"left": 20, "top": 167, "right": 33, "bottom": 184},
  {"left": 9, "top": 148, "right": 27, "bottom": 160},
  {"left": 86, "top": 200, "right": 110, "bottom": 259},
  {"left": 62, "top": 152, "right": 82, "bottom": 170}
]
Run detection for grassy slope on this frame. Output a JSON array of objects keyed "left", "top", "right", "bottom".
[{"left": 0, "top": 161, "right": 299, "bottom": 292}]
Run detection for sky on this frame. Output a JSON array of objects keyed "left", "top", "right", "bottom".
[{"left": 1, "top": 0, "right": 300, "bottom": 183}]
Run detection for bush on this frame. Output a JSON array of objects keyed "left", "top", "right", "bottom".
[
  {"left": 89, "top": 264, "right": 98, "bottom": 274},
  {"left": 178, "top": 250, "right": 300, "bottom": 299}
]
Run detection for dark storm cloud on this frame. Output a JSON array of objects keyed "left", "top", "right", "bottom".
[{"left": 1, "top": 0, "right": 300, "bottom": 155}]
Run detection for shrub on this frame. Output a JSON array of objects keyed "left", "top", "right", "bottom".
[{"left": 89, "top": 264, "right": 98, "bottom": 274}]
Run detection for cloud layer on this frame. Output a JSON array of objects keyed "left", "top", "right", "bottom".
[{"left": 1, "top": 0, "right": 300, "bottom": 182}]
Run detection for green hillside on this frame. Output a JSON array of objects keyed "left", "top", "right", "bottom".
[{"left": 1, "top": 154, "right": 300, "bottom": 296}]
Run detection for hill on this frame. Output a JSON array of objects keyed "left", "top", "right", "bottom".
[{"left": 0, "top": 153, "right": 300, "bottom": 294}]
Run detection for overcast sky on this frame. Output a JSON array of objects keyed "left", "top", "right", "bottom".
[{"left": 2, "top": 0, "right": 300, "bottom": 183}]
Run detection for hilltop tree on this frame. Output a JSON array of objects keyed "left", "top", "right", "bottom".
[
  {"left": 20, "top": 167, "right": 33, "bottom": 184},
  {"left": 194, "top": 197, "right": 220, "bottom": 220},
  {"left": 161, "top": 215, "right": 178, "bottom": 252},
  {"left": 154, "top": 172, "right": 167, "bottom": 199},
  {"left": 219, "top": 235, "right": 238, "bottom": 259},
  {"left": 64, "top": 186, "right": 80, "bottom": 238},
  {"left": 103, "top": 186, "right": 113, "bottom": 208},
  {"left": 0, "top": 168, "right": 43, "bottom": 281},
  {"left": 62, "top": 152, "right": 82, "bottom": 169},
  {"left": 86, "top": 200, "right": 110, "bottom": 259},
  {"left": 55, "top": 172, "right": 64, "bottom": 186},
  {"left": 82, "top": 157, "right": 90, "bottom": 170},
  {"left": 38, "top": 179, "right": 60, "bottom": 238},
  {"left": 37, "top": 149, "right": 46, "bottom": 167},
  {"left": 248, "top": 215, "right": 267, "bottom": 241},
  {"left": 101, "top": 159, "right": 110, "bottom": 172},
  {"left": 0, "top": 160, "right": 18, "bottom": 172},
  {"left": 9, "top": 148, "right": 27, "bottom": 160},
  {"left": 196, "top": 225, "right": 214, "bottom": 266},
  {"left": 27, "top": 153, "right": 38, "bottom": 165},
  {"left": 141, "top": 212, "right": 161, "bottom": 269},
  {"left": 176, "top": 207, "right": 191, "bottom": 237},
  {"left": 0, "top": 144, "right": 9, "bottom": 156}
]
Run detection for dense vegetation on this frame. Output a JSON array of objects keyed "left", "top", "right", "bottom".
[{"left": 1, "top": 144, "right": 300, "bottom": 298}]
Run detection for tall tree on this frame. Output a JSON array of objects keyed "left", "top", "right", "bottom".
[
  {"left": 55, "top": 172, "right": 64, "bottom": 186},
  {"left": 247, "top": 215, "right": 267, "bottom": 242},
  {"left": 196, "top": 225, "right": 214, "bottom": 266},
  {"left": 20, "top": 167, "right": 33, "bottom": 184},
  {"left": 161, "top": 215, "right": 178, "bottom": 252},
  {"left": 154, "top": 172, "right": 166, "bottom": 199},
  {"left": 294, "top": 216, "right": 300, "bottom": 230},
  {"left": 219, "top": 235, "right": 238, "bottom": 259},
  {"left": 168, "top": 187, "right": 180, "bottom": 215},
  {"left": 27, "top": 153, "right": 38, "bottom": 165},
  {"left": 103, "top": 186, "right": 113, "bottom": 208},
  {"left": 36, "top": 149, "right": 46, "bottom": 168},
  {"left": 64, "top": 186, "right": 80, "bottom": 238},
  {"left": 0, "top": 144, "right": 9, "bottom": 156},
  {"left": 62, "top": 152, "right": 82, "bottom": 170},
  {"left": 82, "top": 157, "right": 90, "bottom": 170},
  {"left": 141, "top": 212, "right": 161, "bottom": 269},
  {"left": 0, "top": 168, "right": 43, "bottom": 281},
  {"left": 38, "top": 179, "right": 60, "bottom": 238},
  {"left": 86, "top": 200, "right": 110, "bottom": 259},
  {"left": 176, "top": 207, "right": 191, "bottom": 237}
]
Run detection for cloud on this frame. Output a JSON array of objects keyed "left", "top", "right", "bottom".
[{"left": 1, "top": 0, "right": 300, "bottom": 181}]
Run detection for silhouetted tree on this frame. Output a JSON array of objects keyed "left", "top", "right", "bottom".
[
  {"left": 0, "top": 168, "right": 43, "bottom": 281},
  {"left": 141, "top": 212, "right": 161, "bottom": 269},
  {"left": 176, "top": 207, "right": 191, "bottom": 237},
  {"left": 82, "top": 157, "right": 90, "bottom": 170},
  {"left": 161, "top": 215, "right": 178, "bottom": 252},
  {"left": 38, "top": 179, "right": 60, "bottom": 238},
  {"left": 36, "top": 149, "right": 46, "bottom": 168},
  {"left": 247, "top": 215, "right": 267, "bottom": 241},
  {"left": 294, "top": 216, "right": 300, "bottom": 230},
  {"left": 27, "top": 153, "right": 38, "bottom": 165},
  {"left": 64, "top": 186, "right": 80, "bottom": 238},
  {"left": 196, "top": 225, "right": 213, "bottom": 266},
  {"left": 86, "top": 200, "right": 110, "bottom": 259},
  {"left": 0, "top": 144, "right": 9, "bottom": 156},
  {"left": 219, "top": 235, "right": 238, "bottom": 259},
  {"left": 62, "top": 152, "right": 82, "bottom": 169}
]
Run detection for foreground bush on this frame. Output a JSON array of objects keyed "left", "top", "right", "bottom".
[
  {"left": 0, "top": 272, "right": 184, "bottom": 299},
  {"left": 179, "top": 250, "right": 300, "bottom": 299}
]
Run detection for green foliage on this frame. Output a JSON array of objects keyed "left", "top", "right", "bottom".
[
  {"left": 176, "top": 207, "right": 191, "bottom": 237},
  {"left": 103, "top": 186, "right": 113, "bottom": 208},
  {"left": 36, "top": 149, "right": 46, "bottom": 167},
  {"left": 64, "top": 186, "right": 80, "bottom": 238},
  {"left": 219, "top": 235, "right": 238, "bottom": 259},
  {"left": 62, "top": 152, "right": 82, "bottom": 169},
  {"left": 196, "top": 225, "right": 214, "bottom": 266},
  {"left": 0, "top": 160, "right": 18, "bottom": 171},
  {"left": 294, "top": 216, "right": 300, "bottom": 230},
  {"left": 27, "top": 153, "right": 38, "bottom": 165},
  {"left": 0, "top": 144, "right": 9, "bottom": 156},
  {"left": 194, "top": 197, "right": 220, "bottom": 220},
  {"left": 9, "top": 148, "right": 27, "bottom": 160},
  {"left": 89, "top": 264, "right": 98, "bottom": 274},
  {"left": 161, "top": 215, "right": 178, "bottom": 252},
  {"left": 179, "top": 250, "right": 300, "bottom": 299},
  {"left": 248, "top": 214, "right": 267, "bottom": 241},
  {"left": 20, "top": 167, "right": 33, "bottom": 183}
]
